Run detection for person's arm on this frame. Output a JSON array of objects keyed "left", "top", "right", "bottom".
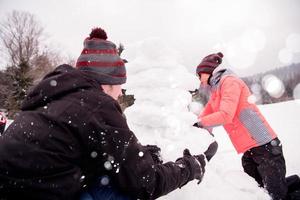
[
  {"left": 199, "top": 101, "right": 213, "bottom": 118},
  {"left": 88, "top": 99, "right": 206, "bottom": 199},
  {"left": 200, "top": 79, "right": 241, "bottom": 128}
]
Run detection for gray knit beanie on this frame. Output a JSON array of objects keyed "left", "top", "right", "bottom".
[{"left": 76, "top": 27, "right": 126, "bottom": 85}]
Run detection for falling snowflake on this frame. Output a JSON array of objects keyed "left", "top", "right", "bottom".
[
  {"left": 108, "top": 155, "right": 115, "bottom": 163},
  {"left": 138, "top": 151, "right": 144, "bottom": 157},
  {"left": 80, "top": 175, "right": 85, "bottom": 182},
  {"left": 100, "top": 176, "right": 110, "bottom": 186},
  {"left": 91, "top": 151, "right": 98, "bottom": 158},
  {"left": 50, "top": 80, "right": 57, "bottom": 87},
  {"left": 247, "top": 95, "right": 257, "bottom": 104},
  {"left": 104, "top": 161, "right": 112, "bottom": 170}
]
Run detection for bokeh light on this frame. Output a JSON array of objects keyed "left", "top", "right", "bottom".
[
  {"left": 293, "top": 83, "right": 300, "bottom": 100},
  {"left": 262, "top": 75, "right": 285, "bottom": 98},
  {"left": 278, "top": 48, "right": 293, "bottom": 64},
  {"left": 286, "top": 33, "right": 300, "bottom": 53}
]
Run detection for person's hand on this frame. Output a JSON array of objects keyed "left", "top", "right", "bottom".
[
  {"left": 176, "top": 149, "right": 206, "bottom": 186},
  {"left": 144, "top": 145, "right": 163, "bottom": 164},
  {"left": 193, "top": 121, "right": 203, "bottom": 128},
  {"left": 183, "top": 149, "right": 206, "bottom": 184},
  {"left": 193, "top": 122, "right": 215, "bottom": 137},
  {"left": 203, "top": 141, "right": 218, "bottom": 161}
]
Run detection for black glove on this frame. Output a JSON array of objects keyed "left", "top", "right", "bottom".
[
  {"left": 144, "top": 145, "right": 163, "bottom": 164},
  {"left": 184, "top": 149, "right": 206, "bottom": 184},
  {"left": 193, "top": 122, "right": 203, "bottom": 128},
  {"left": 204, "top": 141, "right": 218, "bottom": 161},
  {"left": 176, "top": 149, "right": 206, "bottom": 186}
]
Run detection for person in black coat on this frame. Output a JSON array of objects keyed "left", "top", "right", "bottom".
[{"left": 0, "top": 27, "right": 217, "bottom": 200}]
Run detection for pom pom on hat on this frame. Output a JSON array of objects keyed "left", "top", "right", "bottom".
[
  {"left": 196, "top": 52, "right": 224, "bottom": 75},
  {"left": 89, "top": 27, "right": 107, "bottom": 40}
]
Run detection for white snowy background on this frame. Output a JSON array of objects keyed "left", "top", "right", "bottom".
[{"left": 121, "top": 38, "right": 300, "bottom": 200}]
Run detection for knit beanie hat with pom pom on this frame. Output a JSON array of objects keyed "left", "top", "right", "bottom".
[
  {"left": 76, "top": 27, "right": 126, "bottom": 85},
  {"left": 196, "top": 52, "right": 223, "bottom": 76}
]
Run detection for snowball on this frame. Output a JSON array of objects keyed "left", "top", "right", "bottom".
[{"left": 188, "top": 101, "right": 203, "bottom": 115}]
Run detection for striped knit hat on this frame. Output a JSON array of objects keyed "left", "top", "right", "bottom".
[
  {"left": 76, "top": 27, "right": 126, "bottom": 85},
  {"left": 196, "top": 52, "right": 223, "bottom": 75}
]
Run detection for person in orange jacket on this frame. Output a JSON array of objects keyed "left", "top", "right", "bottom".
[
  {"left": 193, "top": 52, "right": 290, "bottom": 200},
  {"left": 0, "top": 112, "right": 7, "bottom": 135}
]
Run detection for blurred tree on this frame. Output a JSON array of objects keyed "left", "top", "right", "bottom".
[
  {"left": 0, "top": 11, "right": 42, "bottom": 117},
  {"left": 0, "top": 10, "right": 65, "bottom": 118},
  {"left": 0, "top": 71, "right": 11, "bottom": 110},
  {"left": 241, "top": 63, "right": 300, "bottom": 104}
]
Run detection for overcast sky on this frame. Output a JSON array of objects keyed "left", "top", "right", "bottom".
[{"left": 1, "top": 0, "right": 300, "bottom": 76}]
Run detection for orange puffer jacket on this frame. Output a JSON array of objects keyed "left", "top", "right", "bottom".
[{"left": 199, "top": 69, "right": 277, "bottom": 154}]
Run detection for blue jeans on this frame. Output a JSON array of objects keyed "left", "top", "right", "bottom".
[{"left": 80, "top": 177, "right": 132, "bottom": 200}]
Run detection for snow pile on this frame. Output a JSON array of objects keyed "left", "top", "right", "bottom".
[
  {"left": 123, "top": 37, "right": 214, "bottom": 161},
  {"left": 123, "top": 38, "right": 271, "bottom": 199}
]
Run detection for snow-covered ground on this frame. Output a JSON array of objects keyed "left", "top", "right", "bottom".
[{"left": 123, "top": 38, "right": 300, "bottom": 199}]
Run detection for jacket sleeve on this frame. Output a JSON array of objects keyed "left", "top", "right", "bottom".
[
  {"left": 199, "top": 101, "right": 213, "bottom": 118},
  {"left": 86, "top": 99, "right": 200, "bottom": 199},
  {"left": 200, "top": 79, "right": 241, "bottom": 128}
]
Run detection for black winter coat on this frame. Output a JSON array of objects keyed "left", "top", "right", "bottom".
[{"left": 0, "top": 65, "right": 199, "bottom": 200}]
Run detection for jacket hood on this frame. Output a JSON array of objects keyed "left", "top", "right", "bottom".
[
  {"left": 21, "top": 64, "right": 101, "bottom": 110},
  {"left": 209, "top": 69, "right": 236, "bottom": 87}
]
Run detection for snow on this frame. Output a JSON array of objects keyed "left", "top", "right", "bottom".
[{"left": 123, "top": 38, "right": 300, "bottom": 199}]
